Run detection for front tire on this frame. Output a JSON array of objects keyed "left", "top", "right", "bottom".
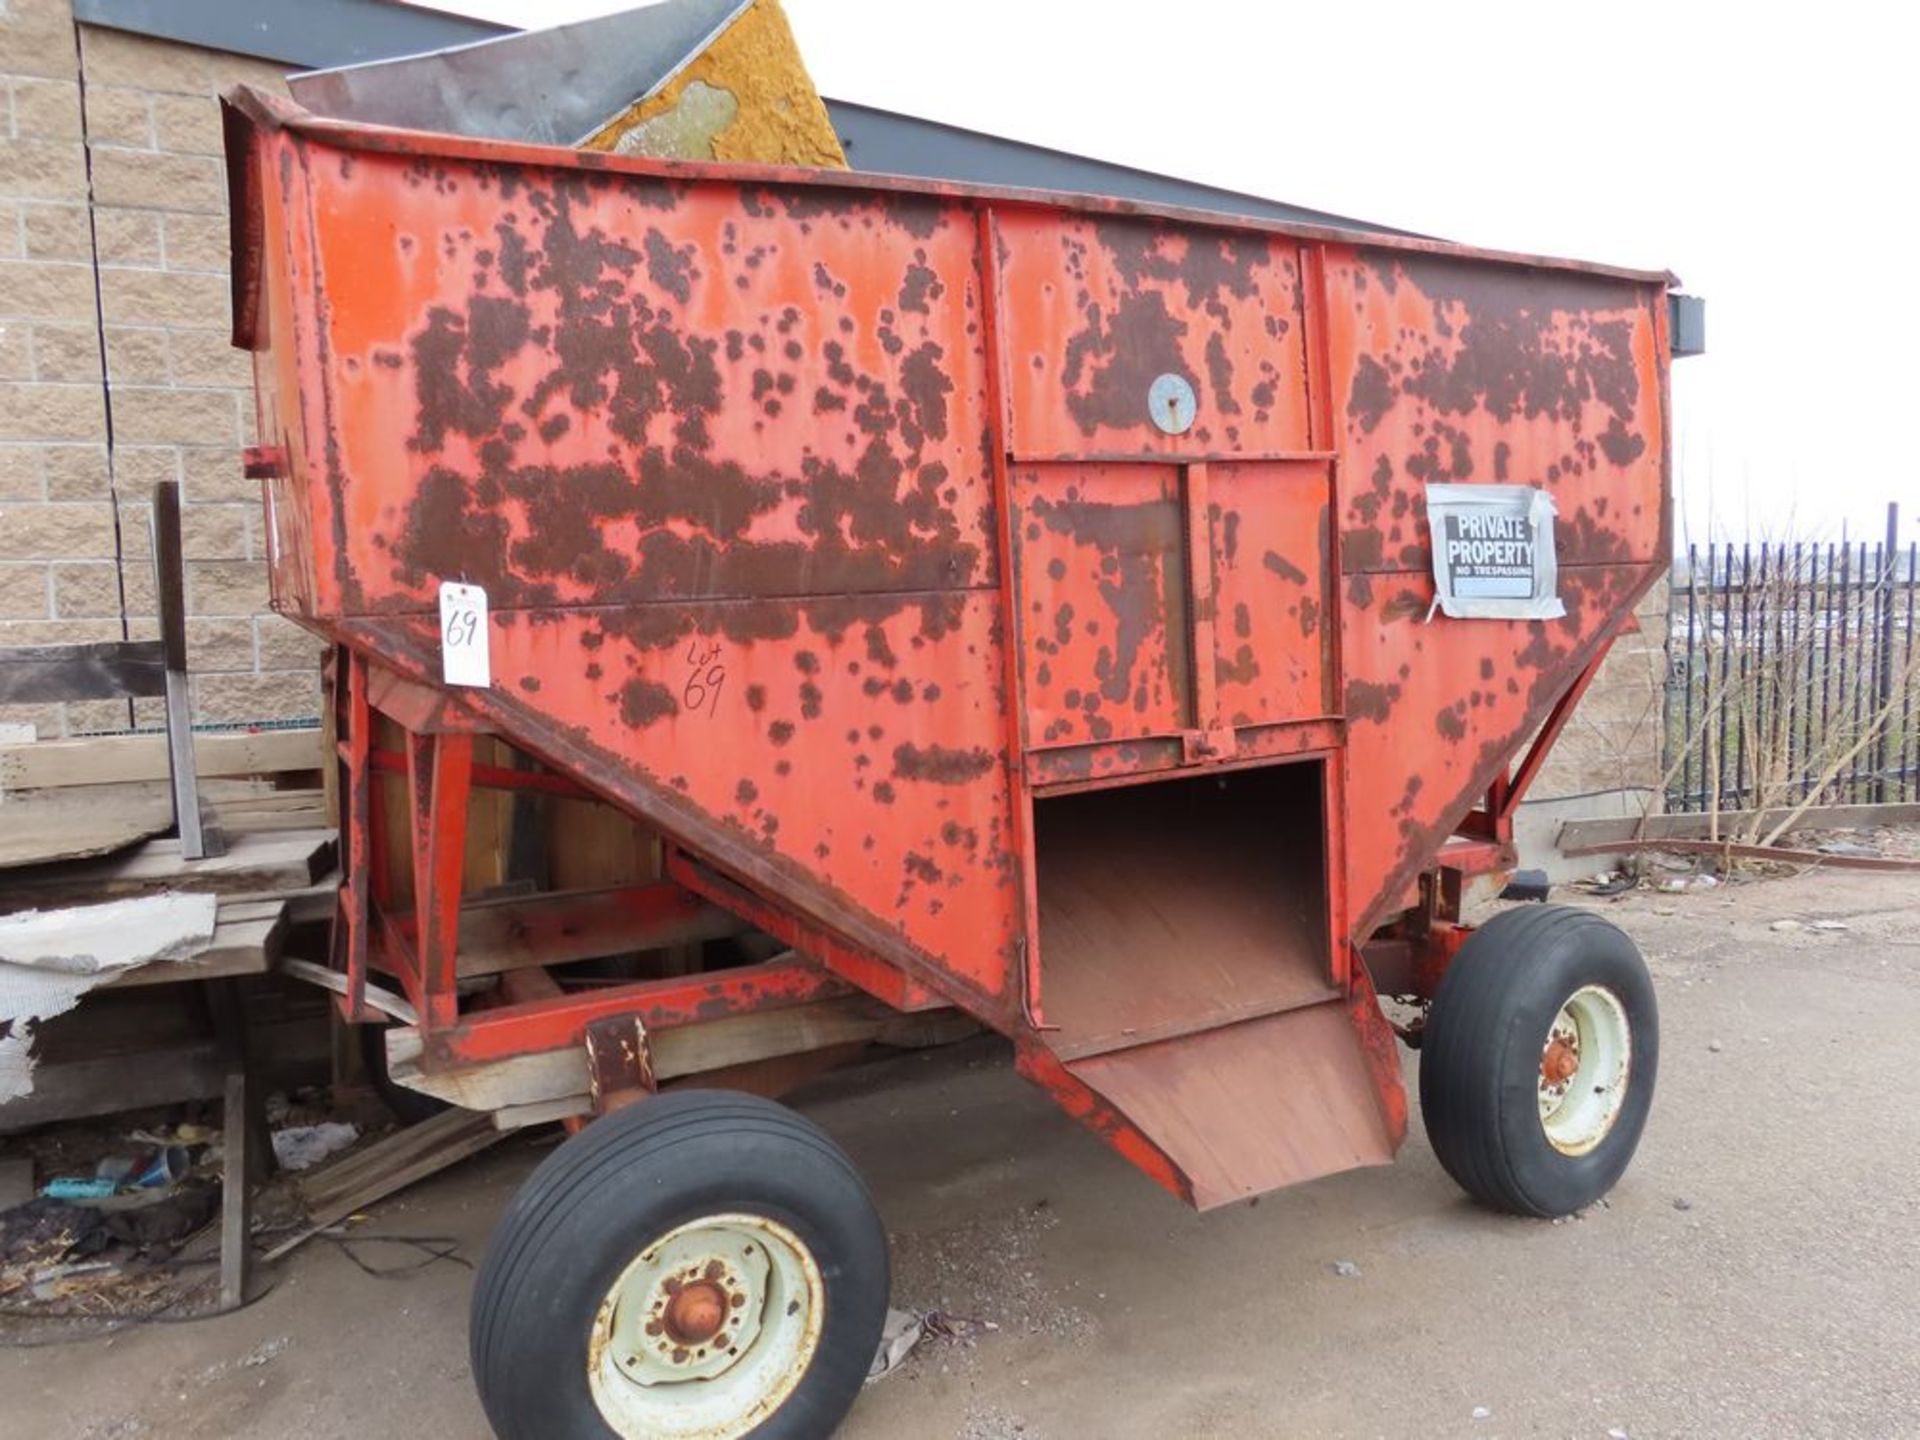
[
  {"left": 1419, "top": 905, "right": 1658, "bottom": 1218},
  {"left": 470, "top": 1090, "right": 888, "bottom": 1439}
]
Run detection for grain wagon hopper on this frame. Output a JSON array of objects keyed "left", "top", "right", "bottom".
[{"left": 223, "top": 51, "right": 1683, "bottom": 1434}]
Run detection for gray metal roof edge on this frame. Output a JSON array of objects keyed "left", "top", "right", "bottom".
[{"left": 70, "top": 0, "right": 510, "bottom": 69}]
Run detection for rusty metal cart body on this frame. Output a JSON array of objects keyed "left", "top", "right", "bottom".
[{"left": 224, "top": 84, "right": 1676, "bottom": 1437}]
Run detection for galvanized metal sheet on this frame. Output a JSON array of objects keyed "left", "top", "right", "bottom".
[{"left": 288, "top": 0, "right": 746, "bottom": 147}]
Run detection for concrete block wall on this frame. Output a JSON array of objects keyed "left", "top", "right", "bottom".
[{"left": 0, "top": 0, "right": 322, "bottom": 739}]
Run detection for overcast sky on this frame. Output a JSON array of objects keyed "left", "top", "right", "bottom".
[{"left": 427, "top": 0, "right": 1918, "bottom": 551}]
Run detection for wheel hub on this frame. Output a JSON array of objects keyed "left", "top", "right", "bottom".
[
  {"left": 661, "top": 1277, "right": 729, "bottom": 1347},
  {"left": 1536, "top": 984, "right": 1633, "bottom": 1157},
  {"left": 589, "top": 1214, "right": 824, "bottom": 1439}
]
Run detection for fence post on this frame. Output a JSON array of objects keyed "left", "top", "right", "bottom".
[{"left": 1876, "top": 503, "right": 1900, "bottom": 801}]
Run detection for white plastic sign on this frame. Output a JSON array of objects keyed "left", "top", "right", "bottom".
[
  {"left": 438, "top": 581, "right": 491, "bottom": 688},
  {"left": 1424, "top": 483, "right": 1566, "bottom": 621}
]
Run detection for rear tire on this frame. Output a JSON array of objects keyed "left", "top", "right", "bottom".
[
  {"left": 1419, "top": 905, "right": 1658, "bottom": 1218},
  {"left": 470, "top": 1090, "right": 888, "bottom": 1439}
]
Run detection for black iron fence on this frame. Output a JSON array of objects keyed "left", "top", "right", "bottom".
[{"left": 1665, "top": 505, "right": 1917, "bottom": 813}]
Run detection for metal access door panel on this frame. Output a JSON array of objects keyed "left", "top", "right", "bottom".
[
  {"left": 993, "top": 210, "right": 1312, "bottom": 460},
  {"left": 1013, "top": 462, "right": 1190, "bottom": 747}
]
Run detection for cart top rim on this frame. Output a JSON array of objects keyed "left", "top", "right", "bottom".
[{"left": 220, "top": 84, "right": 1681, "bottom": 294}]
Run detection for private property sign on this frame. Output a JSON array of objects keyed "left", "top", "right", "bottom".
[{"left": 1424, "top": 483, "right": 1566, "bottom": 621}]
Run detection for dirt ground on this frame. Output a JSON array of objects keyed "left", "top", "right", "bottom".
[{"left": 4, "top": 863, "right": 1917, "bottom": 1439}]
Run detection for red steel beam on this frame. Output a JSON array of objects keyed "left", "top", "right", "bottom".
[
  {"left": 420, "top": 956, "right": 850, "bottom": 1068},
  {"left": 368, "top": 746, "right": 598, "bottom": 800}
]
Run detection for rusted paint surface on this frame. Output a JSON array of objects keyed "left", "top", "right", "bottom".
[
  {"left": 1011, "top": 463, "right": 1190, "bottom": 747},
  {"left": 424, "top": 955, "right": 849, "bottom": 1068},
  {"left": 1209, "top": 463, "right": 1333, "bottom": 724},
  {"left": 229, "top": 87, "right": 1674, "bottom": 1208},
  {"left": 1325, "top": 249, "right": 1668, "bottom": 939},
  {"left": 994, "top": 211, "right": 1311, "bottom": 458}
]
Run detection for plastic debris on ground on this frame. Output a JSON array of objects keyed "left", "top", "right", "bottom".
[
  {"left": 271, "top": 1121, "right": 360, "bottom": 1172},
  {"left": 866, "top": 1306, "right": 1001, "bottom": 1383}
]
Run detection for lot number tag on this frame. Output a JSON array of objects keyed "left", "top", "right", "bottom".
[{"left": 438, "top": 581, "right": 491, "bottom": 688}]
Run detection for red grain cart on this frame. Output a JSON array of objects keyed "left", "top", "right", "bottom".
[{"left": 225, "top": 85, "right": 1677, "bottom": 1438}]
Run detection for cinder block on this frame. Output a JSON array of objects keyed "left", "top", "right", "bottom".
[
  {"left": 98, "top": 265, "right": 228, "bottom": 328},
  {"left": 0, "top": 380, "right": 107, "bottom": 441},
  {"left": 87, "top": 148, "right": 224, "bottom": 214},
  {"left": 186, "top": 557, "right": 268, "bottom": 616},
  {"left": 0, "top": 616, "right": 122, "bottom": 646},
  {"left": 181, "top": 446, "right": 253, "bottom": 503},
  {"left": 51, "top": 560, "right": 124, "bottom": 618},
  {"left": 0, "top": 258, "right": 100, "bottom": 320},
  {"left": 0, "top": 500, "right": 118, "bottom": 560},
  {"left": 0, "top": 0, "right": 83, "bottom": 82},
  {"left": 115, "top": 498, "right": 152, "bottom": 557},
  {"left": 29, "top": 321, "right": 102, "bottom": 383},
  {"left": 0, "top": 443, "right": 46, "bottom": 500},
  {"left": 11, "top": 78, "right": 85, "bottom": 143},
  {"left": 104, "top": 326, "right": 171, "bottom": 385},
  {"left": 80, "top": 86, "right": 154, "bottom": 149},
  {"left": 185, "top": 615, "right": 256, "bottom": 671},
  {"left": 191, "top": 670, "right": 322, "bottom": 726},
  {"left": 77, "top": 27, "right": 215, "bottom": 95},
  {"left": 151, "top": 92, "right": 225, "bottom": 156},
  {"left": 0, "top": 319, "right": 27, "bottom": 381},
  {"left": 20, "top": 203, "right": 91, "bottom": 261},
  {"left": 43, "top": 442, "right": 112, "bottom": 500},
  {"left": 65, "top": 698, "right": 137, "bottom": 734},
  {"left": 0, "top": 701, "right": 65, "bottom": 738},
  {"left": 94, "top": 208, "right": 164, "bottom": 266},
  {"left": 109, "top": 445, "right": 180, "bottom": 495},
  {"left": 0, "top": 563, "right": 52, "bottom": 619},
  {"left": 160, "top": 213, "right": 229, "bottom": 273},
  {"left": 167, "top": 329, "right": 249, "bottom": 387},
  {"left": 0, "top": 201, "right": 23, "bottom": 259},
  {"left": 180, "top": 501, "right": 249, "bottom": 559},
  {"left": 0, "top": 138, "right": 89, "bottom": 202},
  {"left": 110, "top": 385, "right": 238, "bottom": 445},
  {"left": 257, "top": 614, "right": 325, "bottom": 670}
]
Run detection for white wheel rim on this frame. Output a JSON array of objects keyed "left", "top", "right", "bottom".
[
  {"left": 587, "top": 1213, "right": 824, "bottom": 1439},
  {"left": 1536, "top": 984, "right": 1632, "bottom": 1157}
]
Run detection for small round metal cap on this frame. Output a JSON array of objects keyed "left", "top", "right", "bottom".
[{"left": 1147, "top": 373, "right": 1196, "bottom": 435}]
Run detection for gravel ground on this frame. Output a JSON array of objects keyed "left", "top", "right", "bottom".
[{"left": 2, "top": 860, "right": 1915, "bottom": 1439}]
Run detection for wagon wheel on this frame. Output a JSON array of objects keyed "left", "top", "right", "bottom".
[
  {"left": 1418, "top": 905, "right": 1659, "bottom": 1218},
  {"left": 470, "top": 1090, "right": 888, "bottom": 1439}
]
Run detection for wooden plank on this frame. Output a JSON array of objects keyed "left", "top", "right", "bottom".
[
  {"left": 104, "top": 900, "right": 289, "bottom": 988},
  {"left": 220, "top": 1068, "right": 251, "bottom": 1310},
  {"left": 453, "top": 884, "right": 746, "bottom": 978},
  {"left": 0, "top": 798, "right": 172, "bottom": 869},
  {"left": 224, "top": 876, "right": 340, "bottom": 926},
  {"left": 0, "top": 828, "right": 336, "bottom": 905},
  {"left": 1557, "top": 802, "right": 1920, "bottom": 851},
  {"left": 0, "top": 640, "right": 167, "bottom": 703},
  {"left": 264, "top": 1109, "right": 505, "bottom": 1262},
  {"left": 491, "top": 1095, "right": 588, "bottom": 1129},
  {"left": 387, "top": 996, "right": 948, "bottom": 1113},
  {"left": 280, "top": 956, "right": 416, "bottom": 1024},
  {"left": 0, "top": 1041, "right": 225, "bottom": 1131},
  {"left": 0, "top": 728, "right": 324, "bottom": 794}
]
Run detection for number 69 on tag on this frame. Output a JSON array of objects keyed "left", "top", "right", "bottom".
[{"left": 438, "top": 581, "right": 491, "bottom": 688}]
